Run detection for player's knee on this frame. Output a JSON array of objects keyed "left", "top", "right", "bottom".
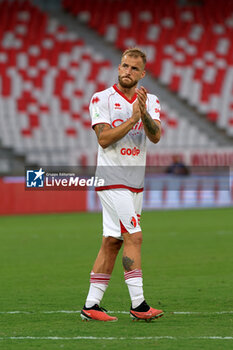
[
  {"left": 124, "top": 231, "right": 143, "bottom": 247},
  {"left": 133, "top": 232, "right": 143, "bottom": 247},
  {"left": 102, "top": 236, "right": 123, "bottom": 253}
]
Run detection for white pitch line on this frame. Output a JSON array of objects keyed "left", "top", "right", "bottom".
[
  {"left": 172, "top": 311, "right": 233, "bottom": 315},
  {"left": 0, "top": 311, "right": 32, "bottom": 314},
  {"left": 43, "top": 311, "right": 81, "bottom": 314},
  {"left": 0, "top": 336, "right": 233, "bottom": 341},
  {"left": 1, "top": 310, "right": 233, "bottom": 315}
]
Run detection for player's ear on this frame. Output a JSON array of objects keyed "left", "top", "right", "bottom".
[{"left": 141, "top": 70, "right": 146, "bottom": 79}]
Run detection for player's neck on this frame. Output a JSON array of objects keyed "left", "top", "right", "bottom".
[{"left": 117, "top": 83, "right": 136, "bottom": 100}]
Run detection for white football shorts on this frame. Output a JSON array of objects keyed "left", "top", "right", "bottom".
[{"left": 97, "top": 189, "right": 143, "bottom": 240}]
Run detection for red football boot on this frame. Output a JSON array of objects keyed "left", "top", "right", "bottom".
[
  {"left": 81, "top": 304, "right": 118, "bottom": 322},
  {"left": 130, "top": 300, "right": 164, "bottom": 321}
]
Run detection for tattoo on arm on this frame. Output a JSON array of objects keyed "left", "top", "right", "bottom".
[
  {"left": 122, "top": 256, "right": 135, "bottom": 271},
  {"left": 96, "top": 123, "right": 107, "bottom": 138},
  {"left": 142, "top": 112, "right": 160, "bottom": 135}
]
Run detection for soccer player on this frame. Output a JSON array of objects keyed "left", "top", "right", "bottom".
[{"left": 81, "top": 48, "right": 163, "bottom": 322}]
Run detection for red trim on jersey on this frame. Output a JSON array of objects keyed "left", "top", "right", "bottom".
[
  {"left": 95, "top": 184, "right": 143, "bottom": 192},
  {"left": 92, "top": 122, "right": 111, "bottom": 129},
  {"left": 120, "top": 220, "right": 128, "bottom": 233},
  {"left": 137, "top": 213, "right": 141, "bottom": 223},
  {"left": 113, "top": 84, "right": 137, "bottom": 104}
]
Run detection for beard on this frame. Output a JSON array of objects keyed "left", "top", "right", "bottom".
[{"left": 118, "top": 75, "right": 138, "bottom": 89}]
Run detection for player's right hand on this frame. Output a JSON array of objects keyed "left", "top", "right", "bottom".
[{"left": 131, "top": 100, "right": 141, "bottom": 123}]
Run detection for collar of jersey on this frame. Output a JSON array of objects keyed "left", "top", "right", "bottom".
[{"left": 113, "top": 84, "right": 137, "bottom": 104}]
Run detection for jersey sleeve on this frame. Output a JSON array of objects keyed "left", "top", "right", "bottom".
[
  {"left": 147, "top": 94, "right": 161, "bottom": 121},
  {"left": 89, "top": 93, "right": 111, "bottom": 128}
]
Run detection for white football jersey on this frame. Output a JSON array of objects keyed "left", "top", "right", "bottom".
[{"left": 90, "top": 84, "right": 161, "bottom": 191}]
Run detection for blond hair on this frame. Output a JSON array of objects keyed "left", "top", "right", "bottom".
[{"left": 121, "top": 47, "right": 147, "bottom": 67}]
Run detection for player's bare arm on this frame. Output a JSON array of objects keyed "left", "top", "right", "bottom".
[
  {"left": 136, "top": 86, "right": 161, "bottom": 144},
  {"left": 141, "top": 111, "right": 161, "bottom": 143},
  {"left": 94, "top": 103, "right": 141, "bottom": 148}
]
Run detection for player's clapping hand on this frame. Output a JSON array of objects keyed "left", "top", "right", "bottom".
[
  {"left": 136, "top": 86, "right": 147, "bottom": 115},
  {"left": 132, "top": 99, "right": 141, "bottom": 123}
]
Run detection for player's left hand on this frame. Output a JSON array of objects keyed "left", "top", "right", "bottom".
[{"left": 136, "top": 86, "right": 147, "bottom": 116}]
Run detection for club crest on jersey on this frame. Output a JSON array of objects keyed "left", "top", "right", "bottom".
[
  {"left": 114, "top": 103, "right": 122, "bottom": 110},
  {"left": 130, "top": 216, "right": 137, "bottom": 228}
]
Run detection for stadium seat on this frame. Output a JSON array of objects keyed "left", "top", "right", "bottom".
[
  {"left": 62, "top": 0, "right": 233, "bottom": 137},
  {"left": 0, "top": 0, "right": 221, "bottom": 168},
  {"left": 0, "top": 0, "right": 116, "bottom": 166}
]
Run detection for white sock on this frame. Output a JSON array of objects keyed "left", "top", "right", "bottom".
[
  {"left": 85, "top": 272, "right": 110, "bottom": 308},
  {"left": 124, "top": 269, "right": 144, "bottom": 309}
]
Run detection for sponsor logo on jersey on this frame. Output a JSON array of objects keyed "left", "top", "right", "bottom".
[
  {"left": 120, "top": 147, "right": 140, "bottom": 156},
  {"left": 155, "top": 108, "right": 160, "bottom": 113},
  {"left": 112, "top": 119, "right": 143, "bottom": 131},
  {"left": 130, "top": 216, "right": 137, "bottom": 228},
  {"left": 133, "top": 121, "right": 143, "bottom": 131},
  {"left": 114, "top": 103, "right": 122, "bottom": 110},
  {"left": 92, "top": 97, "right": 100, "bottom": 104},
  {"left": 112, "top": 118, "right": 123, "bottom": 127}
]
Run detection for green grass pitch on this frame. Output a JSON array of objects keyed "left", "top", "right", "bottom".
[{"left": 0, "top": 208, "right": 233, "bottom": 350}]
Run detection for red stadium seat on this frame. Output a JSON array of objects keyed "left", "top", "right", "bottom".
[
  {"left": 0, "top": 0, "right": 226, "bottom": 168},
  {"left": 62, "top": 0, "right": 233, "bottom": 136},
  {"left": 0, "top": 0, "right": 114, "bottom": 166}
]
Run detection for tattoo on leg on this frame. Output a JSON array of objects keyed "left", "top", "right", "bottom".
[{"left": 123, "top": 256, "right": 134, "bottom": 271}]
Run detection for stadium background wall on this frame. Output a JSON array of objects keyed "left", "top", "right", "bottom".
[
  {"left": 1, "top": 176, "right": 232, "bottom": 215},
  {"left": 0, "top": 178, "right": 87, "bottom": 215}
]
